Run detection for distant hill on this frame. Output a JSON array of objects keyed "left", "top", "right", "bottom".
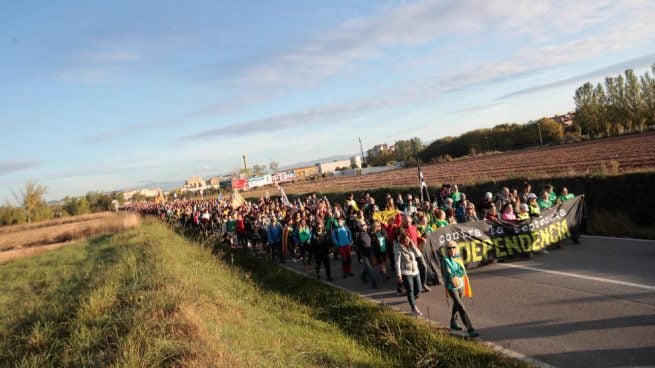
[
  {"left": 122, "top": 180, "right": 185, "bottom": 193},
  {"left": 279, "top": 154, "right": 357, "bottom": 170}
]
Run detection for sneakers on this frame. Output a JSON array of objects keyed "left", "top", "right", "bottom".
[
  {"left": 450, "top": 322, "right": 463, "bottom": 331},
  {"left": 412, "top": 308, "right": 423, "bottom": 317},
  {"left": 468, "top": 330, "right": 479, "bottom": 338},
  {"left": 539, "top": 249, "right": 549, "bottom": 255}
]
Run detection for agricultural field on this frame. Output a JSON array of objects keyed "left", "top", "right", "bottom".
[
  {"left": 0, "top": 212, "right": 140, "bottom": 264},
  {"left": 248, "top": 132, "right": 655, "bottom": 196}
]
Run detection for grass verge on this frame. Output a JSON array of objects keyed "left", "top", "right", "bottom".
[{"left": 0, "top": 220, "right": 530, "bottom": 367}]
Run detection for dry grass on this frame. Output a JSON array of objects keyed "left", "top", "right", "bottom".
[
  {"left": 0, "top": 212, "right": 140, "bottom": 255},
  {"left": 0, "top": 212, "right": 118, "bottom": 235}
]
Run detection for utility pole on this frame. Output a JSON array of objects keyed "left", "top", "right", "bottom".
[
  {"left": 537, "top": 121, "right": 543, "bottom": 146},
  {"left": 358, "top": 137, "right": 366, "bottom": 167}
]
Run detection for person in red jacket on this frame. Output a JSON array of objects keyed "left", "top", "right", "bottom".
[{"left": 235, "top": 213, "right": 247, "bottom": 248}]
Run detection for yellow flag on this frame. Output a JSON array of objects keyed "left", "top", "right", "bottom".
[
  {"left": 231, "top": 190, "right": 245, "bottom": 208},
  {"left": 372, "top": 209, "right": 401, "bottom": 224}
]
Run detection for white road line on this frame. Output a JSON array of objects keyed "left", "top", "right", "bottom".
[
  {"left": 498, "top": 263, "right": 655, "bottom": 291},
  {"left": 581, "top": 235, "right": 655, "bottom": 243}
]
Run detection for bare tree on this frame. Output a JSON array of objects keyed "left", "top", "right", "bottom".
[
  {"left": 269, "top": 160, "right": 279, "bottom": 173},
  {"left": 14, "top": 181, "right": 49, "bottom": 224}
]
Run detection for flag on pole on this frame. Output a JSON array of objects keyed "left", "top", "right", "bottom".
[
  {"left": 231, "top": 189, "right": 245, "bottom": 208},
  {"left": 155, "top": 187, "right": 165, "bottom": 204},
  {"left": 280, "top": 186, "right": 291, "bottom": 207},
  {"left": 417, "top": 159, "right": 430, "bottom": 203}
]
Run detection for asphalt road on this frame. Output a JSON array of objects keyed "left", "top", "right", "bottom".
[{"left": 283, "top": 236, "right": 655, "bottom": 368}]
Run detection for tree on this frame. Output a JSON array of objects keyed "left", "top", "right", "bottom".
[
  {"left": 252, "top": 164, "right": 267, "bottom": 176},
  {"left": 573, "top": 82, "right": 595, "bottom": 136},
  {"left": 269, "top": 160, "right": 279, "bottom": 173},
  {"left": 624, "top": 69, "right": 644, "bottom": 133},
  {"left": 0, "top": 203, "right": 25, "bottom": 226},
  {"left": 62, "top": 196, "right": 91, "bottom": 216},
  {"left": 238, "top": 167, "right": 253, "bottom": 178},
  {"left": 15, "top": 181, "right": 50, "bottom": 224},
  {"left": 536, "top": 118, "right": 563, "bottom": 144},
  {"left": 640, "top": 64, "right": 655, "bottom": 129},
  {"left": 394, "top": 137, "right": 423, "bottom": 163}
]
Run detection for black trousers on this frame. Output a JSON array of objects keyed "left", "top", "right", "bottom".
[
  {"left": 448, "top": 287, "right": 474, "bottom": 331},
  {"left": 315, "top": 254, "right": 331, "bottom": 276}
]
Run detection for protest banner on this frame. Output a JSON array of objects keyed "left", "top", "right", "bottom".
[{"left": 421, "top": 195, "right": 585, "bottom": 283}]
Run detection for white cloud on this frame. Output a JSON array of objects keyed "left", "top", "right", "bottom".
[{"left": 0, "top": 159, "right": 42, "bottom": 176}]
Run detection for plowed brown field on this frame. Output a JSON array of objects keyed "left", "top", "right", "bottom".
[{"left": 247, "top": 132, "right": 655, "bottom": 197}]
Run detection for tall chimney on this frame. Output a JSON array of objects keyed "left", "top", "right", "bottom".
[{"left": 243, "top": 154, "right": 248, "bottom": 171}]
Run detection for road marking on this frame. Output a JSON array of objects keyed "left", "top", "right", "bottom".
[
  {"left": 581, "top": 235, "right": 655, "bottom": 243},
  {"left": 498, "top": 263, "right": 655, "bottom": 291}
]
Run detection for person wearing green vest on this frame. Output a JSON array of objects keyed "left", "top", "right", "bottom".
[
  {"left": 435, "top": 209, "right": 449, "bottom": 228},
  {"left": 450, "top": 184, "right": 462, "bottom": 204},
  {"left": 371, "top": 221, "right": 391, "bottom": 280},
  {"left": 557, "top": 186, "right": 575, "bottom": 204},
  {"left": 296, "top": 219, "right": 313, "bottom": 269},
  {"left": 324, "top": 209, "right": 339, "bottom": 260},
  {"left": 537, "top": 190, "right": 553, "bottom": 210},
  {"left": 527, "top": 194, "right": 541, "bottom": 217},
  {"left": 441, "top": 240, "right": 478, "bottom": 337},
  {"left": 517, "top": 203, "right": 530, "bottom": 221},
  {"left": 545, "top": 184, "right": 557, "bottom": 204}
]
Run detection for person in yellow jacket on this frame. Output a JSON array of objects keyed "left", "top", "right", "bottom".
[{"left": 441, "top": 240, "right": 478, "bottom": 337}]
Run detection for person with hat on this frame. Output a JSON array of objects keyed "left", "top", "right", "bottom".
[
  {"left": 517, "top": 203, "right": 530, "bottom": 221},
  {"left": 478, "top": 192, "right": 494, "bottom": 216}
]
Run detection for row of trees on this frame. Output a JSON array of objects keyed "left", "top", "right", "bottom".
[
  {"left": 365, "top": 138, "right": 423, "bottom": 167},
  {"left": 417, "top": 119, "right": 565, "bottom": 162},
  {"left": 0, "top": 182, "right": 124, "bottom": 226},
  {"left": 574, "top": 65, "right": 655, "bottom": 137}
]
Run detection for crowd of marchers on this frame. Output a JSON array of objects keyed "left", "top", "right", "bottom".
[{"left": 127, "top": 181, "right": 576, "bottom": 337}]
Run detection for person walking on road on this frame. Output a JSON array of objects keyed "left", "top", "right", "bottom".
[
  {"left": 332, "top": 217, "right": 354, "bottom": 278},
  {"left": 356, "top": 221, "right": 377, "bottom": 288},
  {"left": 395, "top": 233, "right": 423, "bottom": 316},
  {"left": 311, "top": 222, "right": 333, "bottom": 281},
  {"left": 442, "top": 240, "right": 478, "bottom": 337}
]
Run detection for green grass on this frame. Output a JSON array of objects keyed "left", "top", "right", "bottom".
[{"left": 0, "top": 221, "right": 530, "bottom": 367}]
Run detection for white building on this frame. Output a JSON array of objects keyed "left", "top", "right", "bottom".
[{"left": 316, "top": 159, "right": 353, "bottom": 175}]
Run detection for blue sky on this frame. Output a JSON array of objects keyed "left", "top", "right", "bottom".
[{"left": 2, "top": 0, "right": 654, "bottom": 202}]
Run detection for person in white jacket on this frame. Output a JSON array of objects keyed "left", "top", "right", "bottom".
[{"left": 395, "top": 233, "right": 422, "bottom": 316}]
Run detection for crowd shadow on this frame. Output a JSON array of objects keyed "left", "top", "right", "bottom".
[
  {"left": 483, "top": 314, "right": 655, "bottom": 341},
  {"left": 534, "top": 346, "right": 655, "bottom": 368}
]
